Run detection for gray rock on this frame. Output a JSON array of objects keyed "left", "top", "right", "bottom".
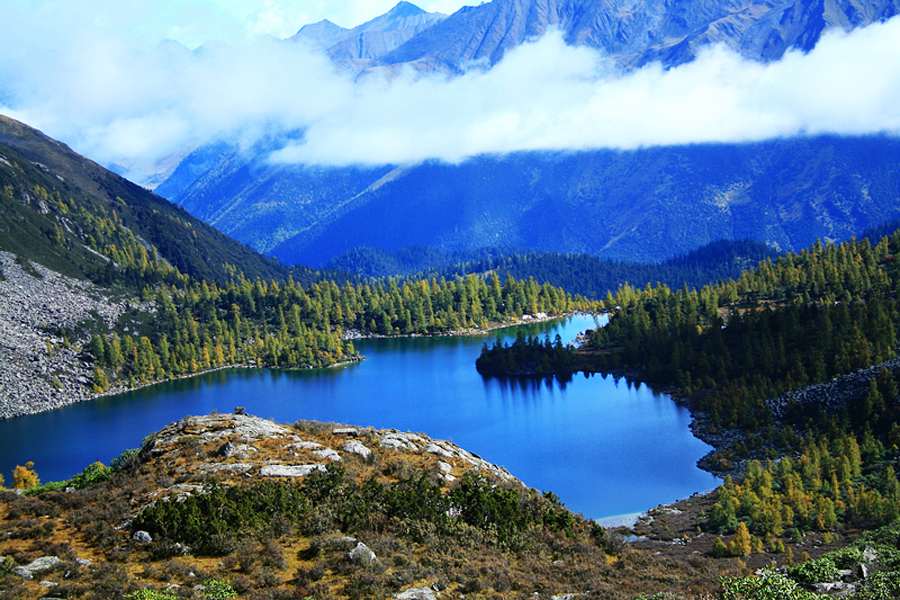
[
  {"left": 395, "top": 587, "right": 437, "bottom": 600},
  {"left": 347, "top": 542, "right": 376, "bottom": 564},
  {"left": 426, "top": 443, "right": 454, "bottom": 459},
  {"left": 199, "top": 462, "right": 253, "bottom": 474},
  {"left": 217, "top": 441, "right": 238, "bottom": 458},
  {"left": 259, "top": 464, "right": 327, "bottom": 477},
  {"left": 313, "top": 447, "right": 342, "bottom": 462},
  {"left": 288, "top": 440, "right": 324, "bottom": 451},
  {"left": 343, "top": 440, "right": 372, "bottom": 459},
  {"left": 132, "top": 530, "right": 152, "bottom": 544},
  {"left": 13, "top": 556, "right": 60, "bottom": 579}
]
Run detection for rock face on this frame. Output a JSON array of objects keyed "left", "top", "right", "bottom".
[
  {"left": 373, "top": 0, "right": 900, "bottom": 74},
  {"left": 766, "top": 356, "right": 900, "bottom": 422},
  {"left": 0, "top": 251, "right": 138, "bottom": 419}
]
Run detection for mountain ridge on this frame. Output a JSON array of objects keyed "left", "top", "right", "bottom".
[
  {"left": 368, "top": 0, "right": 900, "bottom": 74},
  {"left": 290, "top": 1, "right": 447, "bottom": 69}
]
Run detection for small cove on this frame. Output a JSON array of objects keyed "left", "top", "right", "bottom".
[{"left": 0, "top": 315, "right": 719, "bottom": 520}]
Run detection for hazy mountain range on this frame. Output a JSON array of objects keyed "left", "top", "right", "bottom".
[
  {"left": 291, "top": 0, "right": 899, "bottom": 75},
  {"left": 150, "top": 0, "right": 900, "bottom": 268}
]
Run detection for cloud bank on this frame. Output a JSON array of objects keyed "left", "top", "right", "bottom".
[{"left": 1, "top": 1, "right": 899, "bottom": 178}]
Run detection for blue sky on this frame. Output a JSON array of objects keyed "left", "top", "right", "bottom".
[
  {"left": 1, "top": 0, "right": 899, "bottom": 178},
  {"left": 0, "top": 1, "right": 471, "bottom": 49}
]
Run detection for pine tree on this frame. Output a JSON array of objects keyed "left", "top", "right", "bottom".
[{"left": 729, "top": 521, "right": 752, "bottom": 556}]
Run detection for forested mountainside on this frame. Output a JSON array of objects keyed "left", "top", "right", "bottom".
[
  {"left": 326, "top": 238, "right": 781, "bottom": 298},
  {"left": 479, "top": 225, "right": 900, "bottom": 592},
  {"left": 0, "top": 116, "right": 290, "bottom": 285},
  {"left": 161, "top": 135, "right": 900, "bottom": 267}
]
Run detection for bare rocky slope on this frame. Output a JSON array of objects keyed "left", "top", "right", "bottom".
[
  {"left": 373, "top": 0, "right": 900, "bottom": 74},
  {"left": 0, "top": 251, "right": 126, "bottom": 419}
]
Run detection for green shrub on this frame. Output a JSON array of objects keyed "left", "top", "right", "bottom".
[
  {"left": 721, "top": 569, "right": 817, "bottom": 600},
  {"left": 786, "top": 555, "right": 840, "bottom": 584},
  {"left": 124, "top": 590, "right": 179, "bottom": 600},
  {"left": 201, "top": 579, "right": 238, "bottom": 599},
  {"left": 853, "top": 571, "right": 900, "bottom": 600},
  {"left": 68, "top": 461, "right": 112, "bottom": 489}
]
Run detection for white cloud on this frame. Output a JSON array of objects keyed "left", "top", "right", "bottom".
[
  {"left": 271, "top": 21, "right": 900, "bottom": 165},
  {"left": 1, "top": 1, "right": 899, "bottom": 176}
]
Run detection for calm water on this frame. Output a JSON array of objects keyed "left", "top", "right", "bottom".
[{"left": 0, "top": 315, "right": 718, "bottom": 520}]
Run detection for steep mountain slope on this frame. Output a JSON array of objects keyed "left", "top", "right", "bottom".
[
  {"left": 374, "top": 0, "right": 900, "bottom": 73},
  {"left": 0, "top": 115, "right": 289, "bottom": 283},
  {"left": 157, "top": 142, "right": 395, "bottom": 255},
  {"left": 165, "top": 136, "right": 900, "bottom": 267}
]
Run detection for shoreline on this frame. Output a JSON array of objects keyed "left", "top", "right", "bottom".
[
  {"left": 342, "top": 311, "right": 595, "bottom": 341},
  {"left": 1, "top": 309, "right": 592, "bottom": 421}
]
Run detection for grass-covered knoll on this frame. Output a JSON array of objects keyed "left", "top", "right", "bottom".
[
  {"left": 3, "top": 413, "right": 734, "bottom": 600},
  {"left": 10, "top": 412, "right": 895, "bottom": 599}
]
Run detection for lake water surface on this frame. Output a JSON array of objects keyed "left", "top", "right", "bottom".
[{"left": 0, "top": 315, "right": 718, "bottom": 520}]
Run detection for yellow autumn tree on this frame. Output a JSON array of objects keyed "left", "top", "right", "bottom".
[
  {"left": 729, "top": 521, "right": 752, "bottom": 556},
  {"left": 12, "top": 461, "right": 40, "bottom": 489}
]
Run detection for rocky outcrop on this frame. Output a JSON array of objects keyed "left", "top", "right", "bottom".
[
  {"left": 692, "top": 356, "right": 900, "bottom": 477},
  {"left": 12, "top": 556, "right": 61, "bottom": 580},
  {"left": 378, "top": 429, "right": 517, "bottom": 482},
  {"left": 0, "top": 251, "right": 139, "bottom": 419},
  {"left": 767, "top": 357, "right": 900, "bottom": 422},
  {"left": 137, "top": 413, "right": 524, "bottom": 492}
]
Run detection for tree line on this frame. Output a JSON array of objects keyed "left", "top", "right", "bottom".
[{"left": 86, "top": 268, "right": 597, "bottom": 391}]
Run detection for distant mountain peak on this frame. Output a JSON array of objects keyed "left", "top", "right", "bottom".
[
  {"left": 290, "top": 19, "right": 348, "bottom": 48},
  {"left": 290, "top": 2, "right": 448, "bottom": 65},
  {"left": 387, "top": 1, "right": 429, "bottom": 18}
]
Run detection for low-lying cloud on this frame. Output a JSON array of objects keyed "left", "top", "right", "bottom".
[{"left": 1, "top": 4, "right": 899, "bottom": 178}]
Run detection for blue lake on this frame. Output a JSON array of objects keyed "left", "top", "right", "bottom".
[{"left": 0, "top": 315, "right": 718, "bottom": 520}]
